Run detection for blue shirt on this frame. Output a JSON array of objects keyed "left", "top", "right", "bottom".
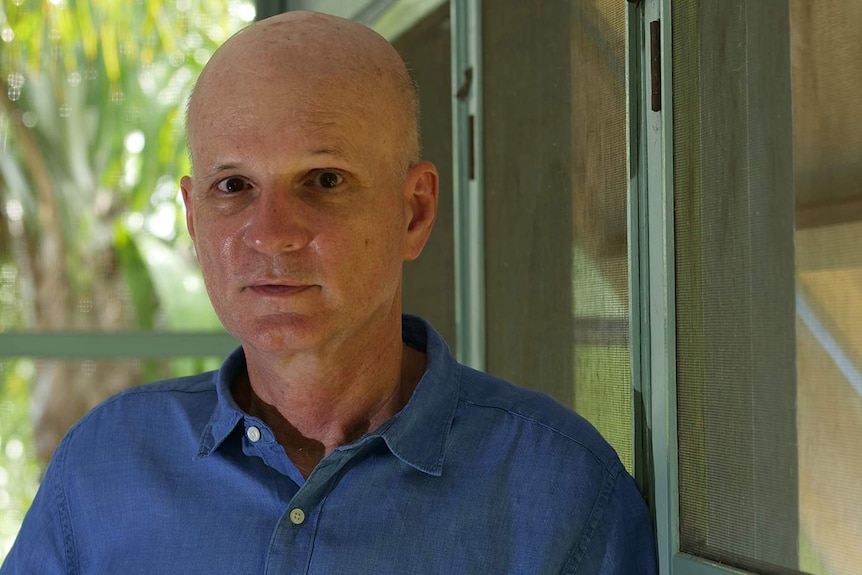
[{"left": 2, "top": 316, "right": 656, "bottom": 574}]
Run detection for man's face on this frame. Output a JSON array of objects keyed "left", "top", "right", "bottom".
[{"left": 181, "top": 61, "right": 431, "bottom": 354}]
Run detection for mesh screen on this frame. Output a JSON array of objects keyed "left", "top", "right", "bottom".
[
  {"left": 484, "top": 0, "right": 632, "bottom": 470},
  {"left": 674, "top": 1, "right": 862, "bottom": 573},
  {"left": 569, "top": 0, "right": 631, "bottom": 471},
  {"left": 395, "top": 5, "right": 457, "bottom": 348}
]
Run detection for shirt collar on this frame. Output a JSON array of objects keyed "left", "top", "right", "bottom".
[
  {"left": 196, "top": 315, "right": 461, "bottom": 476},
  {"left": 196, "top": 346, "right": 247, "bottom": 459},
  {"left": 372, "top": 315, "right": 460, "bottom": 476}
]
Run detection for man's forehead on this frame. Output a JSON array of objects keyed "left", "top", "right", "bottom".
[
  {"left": 190, "top": 51, "right": 377, "bottom": 124},
  {"left": 185, "top": 11, "right": 417, "bottom": 170},
  {"left": 194, "top": 145, "right": 351, "bottom": 181},
  {"left": 191, "top": 96, "right": 366, "bottom": 141},
  {"left": 188, "top": 102, "right": 384, "bottom": 174}
]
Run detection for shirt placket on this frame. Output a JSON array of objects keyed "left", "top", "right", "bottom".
[{"left": 261, "top": 438, "right": 375, "bottom": 574}]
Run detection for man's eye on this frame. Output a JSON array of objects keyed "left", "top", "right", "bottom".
[
  {"left": 314, "top": 171, "right": 343, "bottom": 189},
  {"left": 216, "top": 177, "right": 249, "bottom": 193}
]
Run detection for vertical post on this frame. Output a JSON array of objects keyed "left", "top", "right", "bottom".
[
  {"left": 451, "top": 0, "right": 485, "bottom": 370},
  {"left": 626, "top": 0, "right": 653, "bottom": 503},
  {"left": 641, "top": 0, "right": 678, "bottom": 572}
]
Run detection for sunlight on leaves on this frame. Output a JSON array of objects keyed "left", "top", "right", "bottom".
[{"left": 0, "top": 0, "right": 254, "bottom": 562}]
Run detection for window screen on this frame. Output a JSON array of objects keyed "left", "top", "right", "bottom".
[
  {"left": 674, "top": 0, "right": 862, "bottom": 573},
  {"left": 394, "top": 4, "right": 457, "bottom": 347},
  {"left": 483, "top": 0, "right": 632, "bottom": 470}
]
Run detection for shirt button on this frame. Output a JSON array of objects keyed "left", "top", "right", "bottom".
[
  {"left": 289, "top": 508, "right": 305, "bottom": 525},
  {"left": 246, "top": 426, "right": 261, "bottom": 442}
]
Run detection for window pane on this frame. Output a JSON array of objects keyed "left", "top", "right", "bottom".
[
  {"left": 674, "top": 0, "right": 862, "bottom": 573},
  {"left": 483, "top": 0, "right": 632, "bottom": 470}
]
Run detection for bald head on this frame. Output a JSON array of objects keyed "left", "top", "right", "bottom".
[{"left": 186, "top": 11, "right": 419, "bottom": 175}]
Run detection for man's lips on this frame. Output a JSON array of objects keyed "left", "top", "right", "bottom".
[{"left": 245, "top": 280, "right": 314, "bottom": 296}]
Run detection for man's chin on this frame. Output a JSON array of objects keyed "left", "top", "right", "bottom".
[{"left": 230, "top": 314, "right": 328, "bottom": 354}]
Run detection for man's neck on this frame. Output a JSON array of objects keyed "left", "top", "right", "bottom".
[{"left": 233, "top": 319, "right": 426, "bottom": 478}]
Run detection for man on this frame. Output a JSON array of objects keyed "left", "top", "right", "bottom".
[{"left": 2, "top": 11, "right": 657, "bottom": 574}]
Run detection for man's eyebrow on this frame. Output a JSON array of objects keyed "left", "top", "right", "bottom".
[
  {"left": 200, "top": 163, "right": 241, "bottom": 179},
  {"left": 197, "top": 148, "right": 350, "bottom": 180}
]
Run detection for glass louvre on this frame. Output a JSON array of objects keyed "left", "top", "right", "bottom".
[
  {"left": 483, "top": 0, "right": 632, "bottom": 470},
  {"left": 394, "top": 4, "right": 457, "bottom": 348},
  {"left": 674, "top": 0, "right": 862, "bottom": 573}
]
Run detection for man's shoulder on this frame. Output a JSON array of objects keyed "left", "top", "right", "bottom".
[
  {"left": 455, "top": 365, "right": 624, "bottom": 473},
  {"left": 97, "top": 370, "right": 218, "bottom": 410},
  {"left": 65, "top": 371, "right": 220, "bottom": 445}
]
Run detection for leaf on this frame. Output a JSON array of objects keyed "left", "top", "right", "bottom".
[{"left": 130, "top": 232, "right": 222, "bottom": 331}]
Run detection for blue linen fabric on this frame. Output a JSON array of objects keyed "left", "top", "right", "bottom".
[{"left": 1, "top": 316, "right": 656, "bottom": 574}]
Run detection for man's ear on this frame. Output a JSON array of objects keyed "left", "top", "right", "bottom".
[
  {"left": 180, "top": 176, "right": 196, "bottom": 242},
  {"left": 402, "top": 161, "right": 439, "bottom": 261}
]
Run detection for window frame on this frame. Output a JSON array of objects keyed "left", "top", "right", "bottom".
[{"left": 0, "top": 332, "right": 238, "bottom": 359}]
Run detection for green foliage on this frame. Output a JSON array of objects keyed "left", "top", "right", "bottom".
[
  {"left": 114, "top": 222, "right": 159, "bottom": 330},
  {"left": 0, "top": 0, "right": 251, "bottom": 323},
  {"left": 0, "top": 0, "right": 253, "bottom": 562},
  {"left": 800, "top": 534, "right": 835, "bottom": 575},
  {"left": 0, "top": 360, "right": 40, "bottom": 560}
]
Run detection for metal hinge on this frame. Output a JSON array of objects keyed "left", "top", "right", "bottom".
[
  {"left": 456, "top": 67, "right": 473, "bottom": 100},
  {"left": 650, "top": 19, "right": 661, "bottom": 112}
]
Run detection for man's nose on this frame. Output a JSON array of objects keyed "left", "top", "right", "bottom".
[{"left": 242, "top": 189, "right": 311, "bottom": 255}]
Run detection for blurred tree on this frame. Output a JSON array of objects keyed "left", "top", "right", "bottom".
[{"left": 0, "top": 0, "right": 251, "bottom": 463}]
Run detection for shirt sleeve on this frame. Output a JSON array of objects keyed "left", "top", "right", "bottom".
[
  {"left": 0, "top": 438, "right": 75, "bottom": 575},
  {"left": 562, "top": 466, "right": 658, "bottom": 575}
]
